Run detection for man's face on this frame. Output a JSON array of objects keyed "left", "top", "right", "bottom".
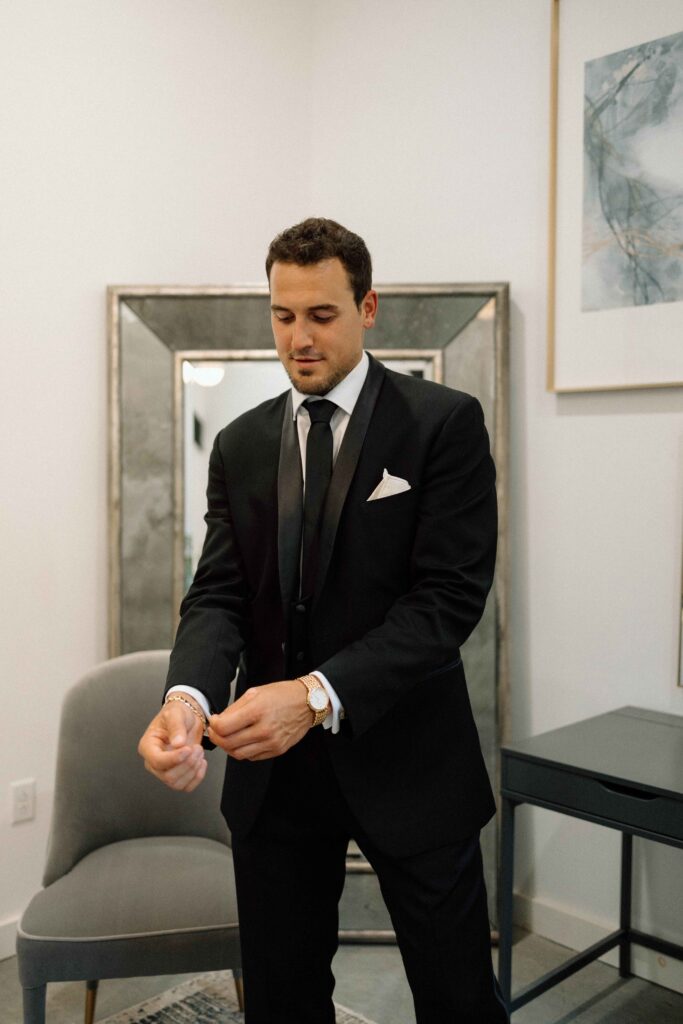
[{"left": 270, "top": 257, "right": 378, "bottom": 395}]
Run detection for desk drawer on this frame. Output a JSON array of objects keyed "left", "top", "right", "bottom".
[{"left": 503, "top": 757, "right": 683, "bottom": 843}]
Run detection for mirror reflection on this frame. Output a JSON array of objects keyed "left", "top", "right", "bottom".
[{"left": 182, "top": 356, "right": 438, "bottom": 589}]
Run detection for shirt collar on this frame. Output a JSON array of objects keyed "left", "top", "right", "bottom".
[{"left": 291, "top": 350, "right": 369, "bottom": 419}]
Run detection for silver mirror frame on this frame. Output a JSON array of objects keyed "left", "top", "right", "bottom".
[{"left": 108, "top": 281, "right": 509, "bottom": 924}]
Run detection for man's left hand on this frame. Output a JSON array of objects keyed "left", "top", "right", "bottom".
[{"left": 207, "top": 680, "right": 315, "bottom": 761}]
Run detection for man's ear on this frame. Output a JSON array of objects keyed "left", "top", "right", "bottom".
[{"left": 361, "top": 289, "right": 378, "bottom": 329}]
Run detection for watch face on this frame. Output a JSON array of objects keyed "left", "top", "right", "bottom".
[{"left": 310, "top": 688, "right": 329, "bottom": 711}]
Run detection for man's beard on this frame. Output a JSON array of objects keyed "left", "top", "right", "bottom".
[{"left": 284, "top": 361, "right": 349, "bottom": 396}]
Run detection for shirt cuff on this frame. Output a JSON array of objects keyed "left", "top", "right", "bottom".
[
  {"left": 166, "top": 685, "right": 211, "bottom": 722},
  {"left": 311, "top": 671, "right": 344, "bottom": 734}
]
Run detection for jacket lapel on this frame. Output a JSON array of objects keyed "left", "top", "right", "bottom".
[
  {"left": 312, "top": 352, "right": 385, "bottom": 609},
  {"left": 277, "top": 391, "right": 303, "bottom": 609}
]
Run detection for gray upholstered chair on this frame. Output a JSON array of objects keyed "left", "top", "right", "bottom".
[{"left": 16, "top": 650, "right": 242, "bottom": 1024}]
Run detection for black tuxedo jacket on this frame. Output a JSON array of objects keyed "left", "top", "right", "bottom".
[{"left": 166, "top": 353, "right": 497, "bottom": 856}]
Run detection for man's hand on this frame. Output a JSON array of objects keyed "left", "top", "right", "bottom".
[
  {"left": 207, "top": 680, "right": 314, "bottom": 761},
  {"left": 138, "top": 696, "right": 207, "bottom": 792}
]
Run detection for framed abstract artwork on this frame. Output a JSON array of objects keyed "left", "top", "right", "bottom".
[{"left": 547, "top": 0, "right": 683, "bottom": 392}]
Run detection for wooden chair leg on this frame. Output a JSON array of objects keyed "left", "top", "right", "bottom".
[
  {"left": 233, "top": 969, "right": 244, "bottom": 1011},
  {"left": 84, "top": 980, "right": 99, "bottom": 1024}
]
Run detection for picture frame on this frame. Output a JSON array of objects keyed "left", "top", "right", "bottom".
[{"left": 547, "top": 0, "right": 683, "bottom": 393}]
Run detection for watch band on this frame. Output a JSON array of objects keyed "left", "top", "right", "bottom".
[{"left": 297, "top": 674, "right": 331, "bottom": 726}]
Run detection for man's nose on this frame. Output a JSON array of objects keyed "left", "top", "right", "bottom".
[{"left": 291, "top": 319, "right": 313, "bottom": 350}]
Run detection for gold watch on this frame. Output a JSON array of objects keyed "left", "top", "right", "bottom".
[{"left": 298, "top": 674, "right": 331, "bottom": 726}]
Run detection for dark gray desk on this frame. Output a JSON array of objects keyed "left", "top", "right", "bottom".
[{"left": 499, "top": 706, "right": 683, "bottom": 1013}]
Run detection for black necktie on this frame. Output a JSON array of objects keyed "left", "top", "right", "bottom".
[{"left": 300, "top": 398, "right": 337, "bottom": 598}]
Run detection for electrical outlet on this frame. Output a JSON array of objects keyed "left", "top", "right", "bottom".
[{"left": 11, "top": 778, "right": 36, "bottom": 824}]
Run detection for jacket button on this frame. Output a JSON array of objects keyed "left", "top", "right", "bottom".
[
  {"left": 295, "top": 603, "right": 306, "bottom": 614},
  {"left": 296, "top": 651, "right": 305, "bottom": 662}
]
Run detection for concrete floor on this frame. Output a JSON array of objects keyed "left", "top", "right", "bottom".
[{"left": 3, "top": 928, "right": 682, "bottom": 1023}]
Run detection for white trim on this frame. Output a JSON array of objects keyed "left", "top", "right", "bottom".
[
  {"left": 0, "top": 915, "right": 18, "bottom": 962},
  {"left": 514, "top": 892, "right": 683, "bottom": 996},
  {"left": 16, "top": 921, "right": 239, "bottom": 943}
]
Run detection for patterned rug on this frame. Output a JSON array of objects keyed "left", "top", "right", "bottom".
[{"left": 98, "top": 970, "right": 379, "bottom": 1023}]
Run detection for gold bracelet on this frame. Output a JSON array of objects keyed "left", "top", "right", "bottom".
[{"left": 165, "top": 694, "right": 208, "bottom": 734}]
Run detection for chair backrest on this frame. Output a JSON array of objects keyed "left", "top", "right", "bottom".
[{"left": 43, "top": 650, "right": 229, "bottom": 886}]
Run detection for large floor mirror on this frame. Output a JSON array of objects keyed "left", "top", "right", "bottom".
[{"left": 108, "top": 283, "right": 510, "bottom": 927}]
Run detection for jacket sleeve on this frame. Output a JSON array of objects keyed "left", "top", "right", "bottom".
[
  {"left": 317, "top": 395, "right": 497, "bottom": 738},
  {"left": 164, "top": 432, "right": 249, "bottom": 717}
]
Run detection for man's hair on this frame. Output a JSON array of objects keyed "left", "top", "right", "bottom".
[{"left": 265, "top": 217, "right": 372, "bottom": 307}]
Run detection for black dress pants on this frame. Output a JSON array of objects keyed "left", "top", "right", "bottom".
[{"left": 230, "top": 728, "right": 509, "bottom": 1024}]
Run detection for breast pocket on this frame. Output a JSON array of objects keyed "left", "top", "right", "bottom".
[{"left": 362, "top": 488, "right": 416, "bottom": 516}]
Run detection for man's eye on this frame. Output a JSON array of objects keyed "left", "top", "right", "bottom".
[
  {"left": 274, "top": 314, "right": 293, "bottom": 323},
  {"left": 313, "top": 315, "right": 334, "bottom": 323}
]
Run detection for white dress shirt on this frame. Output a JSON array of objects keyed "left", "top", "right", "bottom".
[{"left": 168, "top": 351, "right": 370, "bottom": 735}]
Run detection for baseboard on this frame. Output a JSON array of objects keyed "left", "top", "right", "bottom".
[
  {"left": 514, "top": 892, "right": 683, "bottom": 996},
  {"left": 0, "top": 915, "right": 18, "bottom": 962}
]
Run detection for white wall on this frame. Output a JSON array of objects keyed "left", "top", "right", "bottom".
[
  {"left": 0, "top": 0, "right": 311, "bottom": 956},
  {"left": 2, "top": 0, "right": 683, "bottom": 993}
]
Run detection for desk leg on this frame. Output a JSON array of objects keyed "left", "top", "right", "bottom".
[
  {"left": 619, "top": 831, "right": 633, "bottom": 978},
  {"left": 499, "top": 796, "right": 516, "bottom": 1009}
]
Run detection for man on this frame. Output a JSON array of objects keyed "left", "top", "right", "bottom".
[{"left": 138, "top": 218, "right": 508, "bottom": 1023}]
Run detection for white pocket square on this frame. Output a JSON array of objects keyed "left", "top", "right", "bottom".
[{"left": 367, "top": 468, "right": 411, "bottom": 501}]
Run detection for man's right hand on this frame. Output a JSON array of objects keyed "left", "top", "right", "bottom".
[{"left": 138, "top": 696, "right": 207, "bottom": 792}]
